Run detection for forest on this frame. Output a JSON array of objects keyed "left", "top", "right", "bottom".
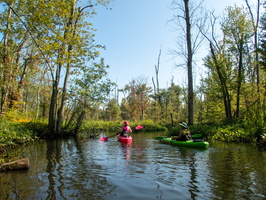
[{"left": 0, "top": 0, "right": 265, "bottom": 151}]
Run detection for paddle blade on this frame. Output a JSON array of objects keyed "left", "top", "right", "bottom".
[
  {"left": 100, "top": 137, "right": 108, "bottom": 141},
  {"left": 154, "top": 136, "right": 165, "bottom": 140},
  {"left": 192, "top": 134, "right": 202, "bottom": 138},
  {"left": 135, "top": 125, "right": 143, "bottom": 130}
]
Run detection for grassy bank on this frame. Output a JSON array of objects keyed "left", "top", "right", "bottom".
[
  {"left": 0, "top": 120, "right": 39, "bottom": 153},
  {"left": 168, "top": 123, "right": 266, "bottom": 145},
  {"left": 1, "top": 119, "right": 265, "bottom": 154},
  {"left": 0, "top": 119, "right": 167, "bottom": 152},
  {"left": 81, "top": 119, "right": 168, "bottom": 132}
]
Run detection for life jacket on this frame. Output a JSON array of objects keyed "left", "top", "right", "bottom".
[{"left": 123, "top": 126, "right": 130, "bottom": 131}]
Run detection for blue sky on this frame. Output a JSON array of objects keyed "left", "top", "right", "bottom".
[{"left": 89, "top": 0, "right": 247, "bottom": 90}]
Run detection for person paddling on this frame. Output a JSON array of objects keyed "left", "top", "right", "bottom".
[
  {"left": 174, "top": 122, "right": 192, "bottom": 141},
  {"left": 119, "top": 121, "right": 132, "bottom": 138}
]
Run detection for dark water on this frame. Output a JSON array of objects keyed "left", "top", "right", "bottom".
[{"left": 1, "top": 132, "right": 266, "bottom": 200}]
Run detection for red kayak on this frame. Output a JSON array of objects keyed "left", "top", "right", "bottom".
[{"left": 117, "top": 135, "right": 132, "bottom": 143}]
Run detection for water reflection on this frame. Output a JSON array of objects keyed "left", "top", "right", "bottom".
[
  {"left": 152, "top": 145, "right": 210, "bottom": 200},
  {"left": 41, "top": 138, "right": 117, "bottom": 199},
  {"left": 207, "top": 142, "right": 266, "bottom": 200},
  {"left": 1, "top": 134, "right": 266, "bottom": 199},
  {"left": 119, "top": 142, "right": 132, "bottom": 160}
]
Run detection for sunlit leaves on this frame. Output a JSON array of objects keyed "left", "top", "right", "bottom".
[
  {"left": 70, "top": 58, "right": 116, "bottom": 109},
  {"left": 221, "top": 5, "right": 253, "bottom": 55}
]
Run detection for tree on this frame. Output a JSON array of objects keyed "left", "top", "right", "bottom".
[
  {"left": 0, "top": 0, "right": 112, "bottom": 135},
  {"left": 152, "top": 47, "right": 162, "bottom": 103},
  {"left": 221, "top": 5, "right": 253, "bottom": 119},
  {"left": 122, "top": 76, "right": 152, "bottom": 121},
  {"left": 104, "top": 98, "right": 121, "bottom": 121},
  {"left": 169, "top": 0, "right": 207, "bottom": 125},
  {"left": 159, "top": 81, "right": 182, "bottom": 125},
  {"left": 203, "top": 52, "right": 234, "bottom": 122},
  {"left": 258, "top": 1, "right": 266, "bottom": 127},
  {"left": 47, "top": 1, "right": 96, "bottom": 135},
  {"left": 0, "top": 0, "right": 34, "bottom": 112},
  {"left": 67, "top": 58, "right": 115, "bottom": 131},
  {"left": 245, "top": 0, "right": 261, "bottom": 92},
  {"left": 201, "top": 5, "right": 261, "bottom": 123}
]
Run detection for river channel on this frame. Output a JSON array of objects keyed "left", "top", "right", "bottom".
[{"left": 1, "top": 132, "right": 266, "bottom": 200}]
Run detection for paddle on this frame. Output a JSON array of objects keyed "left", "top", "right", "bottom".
[
  {"left": 135, "top": 125, "right": 143, "bottom": 130},
  {"left": 192, "top": 134, "right": 202, "bottom": 138},
  {"left": 100, "top": 125, "right": 143, "bottom": 141},
  {"left": 154, "top": 136, "right": 165, "bottom": 140},
  {"left": 100, "top": 133, "right": 119, "bottom": 141}
]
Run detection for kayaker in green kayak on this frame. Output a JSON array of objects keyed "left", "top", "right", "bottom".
[
  {"left": 173, "top": 122, "right": 192, "bottom": 141},
  {"left": 118, "top": 121, "right": 132, "bottom": 137}
]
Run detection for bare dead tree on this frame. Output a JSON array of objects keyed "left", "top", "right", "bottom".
[{"left": 169, "top": 0, "right": 208, "bottom": 125}]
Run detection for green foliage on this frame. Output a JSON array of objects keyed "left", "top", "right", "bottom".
[
  {"left": 0, "top": 0, "right": 264, "bottom": 144},
  {"left": 122, "top": 77, "right": 152, "bottom": 121},
  {"left": 102, "top": 98, "right": 121, "bottom": 121},
  {"left": 167, "top": 122, "right": 263, "bottom": 144},
  {"left": 24, "top": 121, "right": 48, "bottom": 138},
  {"left": 0, "top": 121, "right": 39, "bottom": 150},
  {"left": 70, "top": 58, "right": 116, "bottom": 109},
  {"left": 156, "top": 83, "right": 182, "bottom": 123},
  {"left": 168, "top": 126, "right": 180, "bottom": 136},
  {"left": 81, "top": 119, "right": 168, "bottom": 132},
  {"left": 260, "top": 10, "right": 266, "bottom": 70},
  {"left": 212, "top": 125, "right": 255, "bottom": 143},
  {"left": 81, "top": 120, "right": 121, "bottom": 132},
  {"left": 139, "top": 119, "right": 168, "bottom": 131},
  {"left": 189, "top": 124, "right": 218, "bottom": 137},
  {"left": 168, "top": 124, "right": 217, "bottom": 137},
  {"left": 3, "top": 109, "right": 30, "bottom": 122}
]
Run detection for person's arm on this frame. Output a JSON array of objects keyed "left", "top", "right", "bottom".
[
  {"left": 178, "top": 130, "right": 183, "bottom": 138},
  {"left": 187, "top": 129, "right": 191, "bottom": 136},
  {"left": 128, "top": 126, "right": 132, "bottom": 132},
  {"left": 118, "top": 128, "right": 123, "bottom": 135}
]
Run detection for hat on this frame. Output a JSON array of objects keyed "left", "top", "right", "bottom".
[
  {"left": 123, "top": 121, "right": 129, "bottom": 125},
  {"left": 179, "top": 122, "right": 188, "bottom": 128}
]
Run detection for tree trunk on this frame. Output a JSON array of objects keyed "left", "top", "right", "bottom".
[
  {"left": 74, "top": 111, "right": 86, "bottom": 135},
  {"left": 152, "top": 77, "right": 156, "bottom": 100},
  {"left": 184, "top": 0, "right": 194, "bottom": 125},
  {"left": 48, "top": 71, "right": 60, "bottom": 135},
  {"left": 156, "top": 48, "right": 161, "bottom": 103},
  {"left": 1, "top": 6, "right": 12, "bottom": 113},
  {"left": 56, "top": 0, "right": 76, "bottom": 134},
  {"left": 235, "top": 42, "right": 244, "bottom": 119},
  {"left": 210, "top": 43, "right": 232, "bottom": 121}
]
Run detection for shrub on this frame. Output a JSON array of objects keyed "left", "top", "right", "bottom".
[
  {"left": 0, "top": 120, "right": 38, "bottom": 150},
  {"left": 212, "top": 125, "right": 255, "bottom": 143}
]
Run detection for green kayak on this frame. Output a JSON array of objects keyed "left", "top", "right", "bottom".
[{"left": 156, "top": 137, "right": 209, "bottom": 148}]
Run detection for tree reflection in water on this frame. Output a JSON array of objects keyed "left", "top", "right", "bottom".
[{"left": 45, "top": 138, "right": 116, "bottom": 199}]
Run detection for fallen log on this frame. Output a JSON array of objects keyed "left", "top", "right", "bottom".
[{"left": 0, "top": 157, "right": 30, "bottom": 172}]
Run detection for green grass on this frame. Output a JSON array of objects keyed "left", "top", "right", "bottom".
[{"left": 0, "top": 120, "right": 39, "bottom": 151}]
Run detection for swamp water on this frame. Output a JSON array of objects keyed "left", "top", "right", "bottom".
[{"left": 1, "top": 132, "right": 266, "bottom": 200}]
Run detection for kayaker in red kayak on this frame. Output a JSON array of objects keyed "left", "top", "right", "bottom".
[
  {"left": 173, "top": 122, "right": 192, "bottom": 141},
  {"left": 118, "top": 121, "right": 132, "bottom": 138}
]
